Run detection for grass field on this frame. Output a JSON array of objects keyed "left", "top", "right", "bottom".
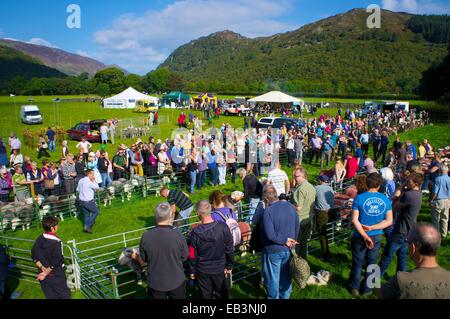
[{"left": 1, "top": 95, "right": 449, "bottom": 299}]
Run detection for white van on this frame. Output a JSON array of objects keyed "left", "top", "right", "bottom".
[{"left": 20, "top": 105, "right": 43, "bottom": 124}]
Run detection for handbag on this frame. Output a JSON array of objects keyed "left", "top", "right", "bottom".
[
  {"left": 289, "top": 248, "right": 310, "bottom": 289},
  {"left": 44, "top": 178, "right": 55, "bottom": 190}
]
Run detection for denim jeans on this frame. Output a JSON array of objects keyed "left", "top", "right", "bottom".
[
  {"left": 189, "top": 170, "right": 196, "bottom": 193},
  {"left": 197, "top": 170, "right": 206, "bottom": 189},
  {"left": 48, "top": 140, "right": 56, "bottom": 152},
  {"left": 100, "top": 173, "right": 112, "bottom": 188},
  {"left": 262, "top": 250, "right": 292, "bottom": 299},
  {"left": 79, "top": 200, "right": 99, "bottom": 230},
  {"left": 348, "top": 234, "right": 382, "bottom": 293},
  {"left": 379, "top": 231, "right": 407, "bottom": 276},
  {"left": 247, "top": 198, "right": 260, "bottom": 223},
  {"left": 209, "top": 166, "right": 219, "bottom": 185}
]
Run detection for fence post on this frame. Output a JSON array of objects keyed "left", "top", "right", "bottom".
[
  {"left": 67, "top": 239, "right": 81, "bottom": 290},
  {"left": 111, "top": 267, "right": 120, "bottom": 299}
]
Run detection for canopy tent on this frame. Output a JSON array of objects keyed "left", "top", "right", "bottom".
[
  {"left": 103, "top": 87, "right": 159, "bottom": 109},
  {"left": 248, "top": 91, "right": 304, "bottom": 113},
  {"left": 161, "top": 91, "right": 191, "bottom": 107},
  {"left": 248, "top": 91, "right": 301, "bottom": 104}
]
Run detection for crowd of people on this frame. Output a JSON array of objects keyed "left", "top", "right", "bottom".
[{"left": 0, "top": 106, "right": 449, "bottom": 300}]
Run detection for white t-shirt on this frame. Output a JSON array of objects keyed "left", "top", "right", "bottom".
[
  {"left": 76, "top": 141, "right": 91, "bottom": 154},
  {"left": 268, "top": 168, "right": 289, "bottom": 196}
]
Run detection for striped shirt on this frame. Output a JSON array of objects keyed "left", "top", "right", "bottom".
[
  {"left": 168, "top": 190, "right": 193, "bottom": 211},
  {"left": 268, "top": 168, "right": 289, "bottom": 197}
]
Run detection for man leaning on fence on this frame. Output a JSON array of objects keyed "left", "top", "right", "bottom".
[
  {"left": 31, "top": 216, "right": 71, "bottom": 299},
  {"left": 132, "top": 203, "right": 189, "bottom": 299}
]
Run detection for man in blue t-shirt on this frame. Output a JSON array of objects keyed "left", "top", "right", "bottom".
[{"left": 348, "top": 172, "right": 393, "bottom": 297}]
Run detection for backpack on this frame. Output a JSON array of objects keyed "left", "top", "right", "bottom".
[{"left": 216, "top": 210, "right": 242, "bottom": 247}]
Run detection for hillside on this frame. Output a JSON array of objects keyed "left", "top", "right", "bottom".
[
  {"left": 0, "top": 45, "right": 66, "bottom": 82},
  {"left": 160, "top": 9, "right": 450, "bottom": 94},
  {"left": 0, "top": 38, "right": 107, "bottom": 76}
]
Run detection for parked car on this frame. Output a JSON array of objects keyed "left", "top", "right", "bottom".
[
  {"left": 21, "top": 105, "right": 43, "bottom": 125},
  {"left": 67, "top": 119, "right": 107, "bottom": 142},
  {"left": 222, "top": 102, "right": 251, "bottom": 116},
  {"left": 257, "top": 117, "right": 305, "bottom": 130}
]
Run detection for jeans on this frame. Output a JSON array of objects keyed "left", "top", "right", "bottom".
[
  {"left": 197, "top": 170, "right": 206, "bottom": 189},
  {"left": 248, "top": 198, "right": 260, "bottom": 223},
  {"left": 295, "top": 149, "right": 303, "bottom": 164},
  {"left": 348, "top": 234, "right": 382, "bottom": 293},
  {"left": 379, "top": 231, "right": 407, "bottom": 276},
  {"left": 48, "top": 140, "right": 56, "bottom": 152},
  {"left": 100, "top": 173, "right": 112, "bottom": 188},
  {"left": 262, "top": 250, "right": 292, "bottom": 299},
  {"left": 320, "top": 150, "right": 332, "bottom": 169},
  {"left": 78, "top": 200, "right": 99, "bottom": 230},
  {"left": 189, "top": 170, "right": 196, "bottom": 193},
  {"left": 209, "top": 166, "right": 219, "bottom": 186}
]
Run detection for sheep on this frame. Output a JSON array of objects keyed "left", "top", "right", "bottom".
[
  {"left": 118, "top": 248, "right": 146, "bottom": 285},
  {"left": 123, "top": 183, "right": 134, "bottom": 202}
]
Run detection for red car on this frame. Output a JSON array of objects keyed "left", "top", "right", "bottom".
[{"left": 66, "top": 119, "right": 107, "bottom": 142}]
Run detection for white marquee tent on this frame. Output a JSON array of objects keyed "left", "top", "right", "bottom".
[
  {"left": 248, "top": 91, "right": 303, "bottom": 104},
  {"left": 103, "top": 87, "right": 159, "bottom": 109}
]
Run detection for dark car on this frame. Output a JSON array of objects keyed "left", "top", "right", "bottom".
[
  {"left": 257, "top": 117, "right": 305, "bottom": 130},
  {"left": 66, "top": 119, "right": 107, "bottom": 142}
]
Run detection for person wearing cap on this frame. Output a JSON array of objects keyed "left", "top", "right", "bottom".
[
  {"left": 61, "top": 140, "right": 69, "bottom": 158},
  {"left": 61, "top": 154, "right": 77, "bottom": 194},
  {"left": 315, "top": 175, "right": 335, "bottom": 261},
  {"left": 371, "top": 129, "right": 381, "bottom": 161},
  {"left": 0, "top": 168, "right": 12, "bottom": 203},
  {"left": 87, "top": 152, "right": 102, "bottom": 185},
  {"left": 157, "top": 144, "right": 170, "bottom": 175},
  {"left": 112, "top": 146, "right": 128, "bottom": 180},
  {"left": 320, "top": 135, "right": 333, "bottom": 169}
]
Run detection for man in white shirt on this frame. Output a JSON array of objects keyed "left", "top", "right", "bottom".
[
  {"left": 76, "top": 138, "right": 92, "bottom": 165},
  {"left": 9, "top": 135, "right": 21, "bottom": 153},
  {"left": 76, "top": 170, "right": 99, "bottom": 234},
  {"left": 268, "top": 161, "right": 290, "bottom": 197}
]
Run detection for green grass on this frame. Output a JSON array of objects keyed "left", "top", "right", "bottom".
[{"left": 1, "top": 96, "right": 449, "bottom": 299}]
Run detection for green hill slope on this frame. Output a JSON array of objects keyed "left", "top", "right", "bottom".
[{"left": 160, "top": 9, "right": 450, "bottom": 94}]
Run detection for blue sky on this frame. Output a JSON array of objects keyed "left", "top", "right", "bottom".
[{"left": 1, "top": 0, "right": 449, "bottom": 74}]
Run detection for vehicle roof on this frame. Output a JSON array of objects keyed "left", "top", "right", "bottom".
[
  {"left": 21, "top": 105, "right": 39, "bottom": 110},
  {"left": 76, "top": 119, "right": 107, "bottom": 125}
]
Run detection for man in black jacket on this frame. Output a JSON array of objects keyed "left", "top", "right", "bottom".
[
  {"left": 132, "top": 202, "right": 189, "bottom": 299},
  {"left": 189, "top": 200, "right": 234, "bottom": 299},
  {"left": 31, "top": 216, "right": 71, "bottom": 299}
]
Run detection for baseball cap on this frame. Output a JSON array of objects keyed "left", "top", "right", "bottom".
[{"left": 318, "top": 175, "right": 329, "bottom": 182}]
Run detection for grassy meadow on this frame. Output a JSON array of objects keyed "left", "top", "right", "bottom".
[{"left": 0, "top": 95, "right": 448, "bottom": 300}]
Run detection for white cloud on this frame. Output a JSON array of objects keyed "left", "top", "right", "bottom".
[
  {"left": 382, "top": 0, "right": 450, "bottom": 14},
  {"left": 91, "top": 0, "right": 298, "bottom": 74},
  {"left": 27, "top": 38, "right": 59, "bottom": 48}
]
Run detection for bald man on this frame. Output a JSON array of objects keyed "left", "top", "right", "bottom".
[{"left": 379, "top": 223, "right": 450, "bottom": 299}]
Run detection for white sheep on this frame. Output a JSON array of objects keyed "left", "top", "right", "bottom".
[{"left": 118, "top": 248, "right": 146, "bottom": 285}]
